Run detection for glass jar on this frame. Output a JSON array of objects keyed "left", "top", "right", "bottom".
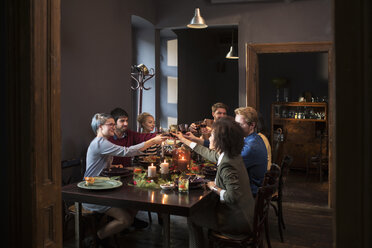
[
  {"left": 172, "top": 145, "right": 191, "bottom": 172},
  {"left": 178, "top": 176, "right": 189, "bottom": 192}
]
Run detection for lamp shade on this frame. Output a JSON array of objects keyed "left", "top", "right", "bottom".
[
  {"left": 187, "top": 8, "right": 208, "bottom": 29},
  {"left": 226, "top": 46, "right": 238, "bottom": 59}
]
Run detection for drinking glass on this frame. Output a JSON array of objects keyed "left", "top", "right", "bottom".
[{"left": 178, "top": 177, "right": 189, "bottom": 192}]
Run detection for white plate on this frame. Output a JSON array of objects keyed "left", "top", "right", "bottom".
[
  {"left": 77, "top": 179, "right": 122, "bottom": 190},
  {"left": 160, "top": 183, "right": 175, "bottom": 190}
]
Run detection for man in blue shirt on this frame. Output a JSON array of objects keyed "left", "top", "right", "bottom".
[{"left": 234, "top": 107, "right": 268, "bottom": 196}]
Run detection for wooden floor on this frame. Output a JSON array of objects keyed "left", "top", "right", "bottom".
[{"left": 64, "top": 170, "right": 333, "bottom": 248}]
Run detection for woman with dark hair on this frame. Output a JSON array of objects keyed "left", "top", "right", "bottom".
[{"left": 174, "top": 117, "right": 255, "bottom": 247}]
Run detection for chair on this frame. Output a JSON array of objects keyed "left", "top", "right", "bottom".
[
  {"left": 61, "top": 158, "right": 116, "bottom": 247},
  {"left": 62, "top": 158, "right": 84, "bottom": 239},
  {"left": 270, "top": 155, "right": 293, "bottom": 243},
  {"left": 306, "top": 133, "right": 328, "bottom": 182},
  {"left": 208, "top": 165, "right": 280, "bottom": 248}
]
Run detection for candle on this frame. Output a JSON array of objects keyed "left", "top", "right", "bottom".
[
  {"left": 161, "top": 141, "right": 164, "bottom": 158},
  {"left": 178, "top": 156, "right": 188, "bottom": 171},
  {"left": 160, "top": 159, "right": 169, "bottom": 174},
  {"left": 148, "top": 163, "right": 157, "bottom": 178}
]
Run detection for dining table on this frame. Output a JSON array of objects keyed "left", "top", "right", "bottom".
[{"left": 61, "top": 176, "right": 214, "bottom": 248}]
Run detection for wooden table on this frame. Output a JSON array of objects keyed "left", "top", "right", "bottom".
[{"left": 61, "top": 180, "right": 213, "bottom": 248}]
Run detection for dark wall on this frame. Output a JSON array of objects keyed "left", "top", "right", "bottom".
[
  {"left": 175, "top": 28, "right": 239, "bottom": 124},
  {"left": 132, "top": 17, "right": 156, "bottom": 130},
  {"left": 61, "top": 0, "right": 156, "bottom": 160},
  {"left": 259, "top": 52, "right": 329, "bottom": 134},
  {"left": 156, "top": 0, "right": 332, "bottom": 107}
]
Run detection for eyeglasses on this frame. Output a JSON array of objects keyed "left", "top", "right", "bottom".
[{"left": 104, "top": 123, "right": 116, "bottom": 127}]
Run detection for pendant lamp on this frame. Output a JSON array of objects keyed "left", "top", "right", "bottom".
[
  {"left": 187, "top": 8, "right": 208, "bottom": 29},
  {"left": 226, "top": 29, "right": 238, "bottom": 59}
]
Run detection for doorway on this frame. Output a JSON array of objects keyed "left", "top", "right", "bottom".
[{"left": 246, "top": 42, "right": 334, "bottom": 207}]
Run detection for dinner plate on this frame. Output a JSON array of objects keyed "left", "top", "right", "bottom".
[{"left": 77, "top": 179, "right": 123, "bottom": 190}]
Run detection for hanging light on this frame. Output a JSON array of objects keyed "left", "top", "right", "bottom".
[
  {"left": 226, "top": 29, "right": 238, "bottom": 59},
  {"left": 187, "top": 8, "right": 208, "bottom": 29}
]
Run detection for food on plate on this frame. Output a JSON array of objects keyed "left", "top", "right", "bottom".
[
  {"left": 84, "top": 177, "right": 95, "bottom": 186},
  {"left": 141, "top": 155, "right": 159, "bottom": 163}
]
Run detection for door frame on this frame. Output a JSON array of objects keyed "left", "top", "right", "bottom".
[{"left": 245, "top": 41, "right": 335, "bottom": 207}]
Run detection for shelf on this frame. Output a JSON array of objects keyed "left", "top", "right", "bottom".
[
  {"left": 273, "top": 118, "right": 326, "bottom": 122},
  {"left": 272, "top": 102, "right": 327, "bottom": 107},
  {"left": 271, "top": 101, "right": 328, "bottom": 168}
]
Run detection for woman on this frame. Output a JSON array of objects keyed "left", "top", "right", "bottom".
[
  {"left": 174, "top": 117, "right": 255, "bottom": 247},
  {"left": 137, "top": 112, "right": 155, "bottom": 133},
  {"left": 83, "top": 113, "right": 164, "bottom": 246},
  {"left": 137, "top": 112, "right": 160, "bottom": 155}
]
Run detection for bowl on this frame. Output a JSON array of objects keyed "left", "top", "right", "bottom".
[{"left": 160, "top": 183, "right": 175, "bottom": 190}]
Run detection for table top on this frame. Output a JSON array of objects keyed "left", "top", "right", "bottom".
[{"left": 62, "top": 181, "right": 213, "bottom": 217}]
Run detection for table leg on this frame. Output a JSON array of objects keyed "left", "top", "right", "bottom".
[
  {"left": 161, "top": 213, "right": 170, "bottom": 248},
  {"left": 74, "top": 202, "right": 82, "bottom": 248}
]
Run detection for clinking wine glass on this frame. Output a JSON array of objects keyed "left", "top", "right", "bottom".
[{"left": 178, "top": 124, "right": 189, "bottom": 134}]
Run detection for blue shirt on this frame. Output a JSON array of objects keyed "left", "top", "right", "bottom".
[{"left": 241, "top": 132, "right": 268, "bottom": 195}]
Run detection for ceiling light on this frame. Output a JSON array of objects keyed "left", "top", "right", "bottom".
[
  {"left": 187, "top": 8, "right": 208, "bottom": 29},
  {"left": 226, "top": 29, "right": 238, "bottom": 59}
]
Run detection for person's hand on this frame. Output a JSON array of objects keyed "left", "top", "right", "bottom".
[
  {"left": 204, "top": 119, "right": 214, "bottom": 127},
  {"left": 201, "top": 126, "right": 212, "bottom": 136},
  {"left": 183, "top": 131, "right": 197, "bottom": 141},
  {"left": 173, "top": 132, "right": 193, "bottom": 147},
  {"left": 189, "top": 123, "right": 197, "bottom": 133},
  {"left": 152, "top": 134, "right": 167, "bottom": 144},
  {"left": 172, "top": 131, "right": 186, "bottom": 142},
  {"left": 207, "top": 181, "right": 216, "bottom": 190}
]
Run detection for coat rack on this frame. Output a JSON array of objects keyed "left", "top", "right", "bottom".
[{"left": 131, "top": 64, "right": 155, "bottom": 117}]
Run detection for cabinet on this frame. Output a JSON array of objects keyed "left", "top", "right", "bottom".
[{"left": 271, "top": 102, "right": 328, "bottom": 169}]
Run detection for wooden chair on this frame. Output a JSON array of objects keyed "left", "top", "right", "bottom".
[
  {"left": 208, "top": 166, "right": 280, "bottom": 248},
  {"left": 270, "top": 155, "right": 293, "bottom": 242},
  {"left": 306, "top": 133, "right": 328, "bottom": 182},
  {"left": 62, "top": 158, "right": 119, "bottom": 247}
]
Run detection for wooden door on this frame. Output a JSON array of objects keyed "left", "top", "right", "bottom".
[
  {"left": 7, "top": 0, "right": 62, "bottom": 247},
  {"left": 246, "top": 42, "right": 334, "bottom": 207}
]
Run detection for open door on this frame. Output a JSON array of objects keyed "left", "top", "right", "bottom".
[
  {"left": 7, "top": 0, "right": 62, "bottom": 247},
  {"left": 246, "top": 42, "right": 334, "bottom": 207}
]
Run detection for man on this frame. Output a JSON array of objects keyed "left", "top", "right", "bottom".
[
  {"left": 108, "top": 108, "right": 156, "bottom": 167},
  {"left": 108, "top": 107, "right": 155, "bottom": 229},
  {"left": 188, "top": 102, "right": 228, "bottom": 145},
  {"left": 234, "top": 106, "right": 268, "bottom": 196}
]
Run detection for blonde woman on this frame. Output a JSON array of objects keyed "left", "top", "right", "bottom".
[{"left": 137, "top": 112, "right": 160, "bottom": 155}]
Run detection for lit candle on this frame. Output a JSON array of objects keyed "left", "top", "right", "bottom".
[
  {"left": 178, "top": 156, "right": 188, "bottom": 171},
  {"left": 160, "top": 159, "right": 169, "bottom": 174},
  {"left": 148, "top": 163, "right": 157, "bottom": 178}
]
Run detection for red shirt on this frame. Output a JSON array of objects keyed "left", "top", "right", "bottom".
[{"left": 108, "top": 129, "right": 156, "bottom": 166}]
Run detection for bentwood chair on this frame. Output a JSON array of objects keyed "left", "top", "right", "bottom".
[
  {"left": 208, "top": 165, "right": 280, "bottom": 248},
  {"left": 270, "top": 155, "right": 293, "bottom": 243}
]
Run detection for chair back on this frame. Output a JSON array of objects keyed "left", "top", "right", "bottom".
[
  {"left": 250, "top": 165, "right": 280, "bottom": 246},
  {"left": 278, "top": 156, "right": 293, "bottom": 191},
  {"left": 272, "top": 128, "right": 284, "bottom": 164},
  {"left": 61, "top": 158, "right": 84, "bottom": 186}
]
